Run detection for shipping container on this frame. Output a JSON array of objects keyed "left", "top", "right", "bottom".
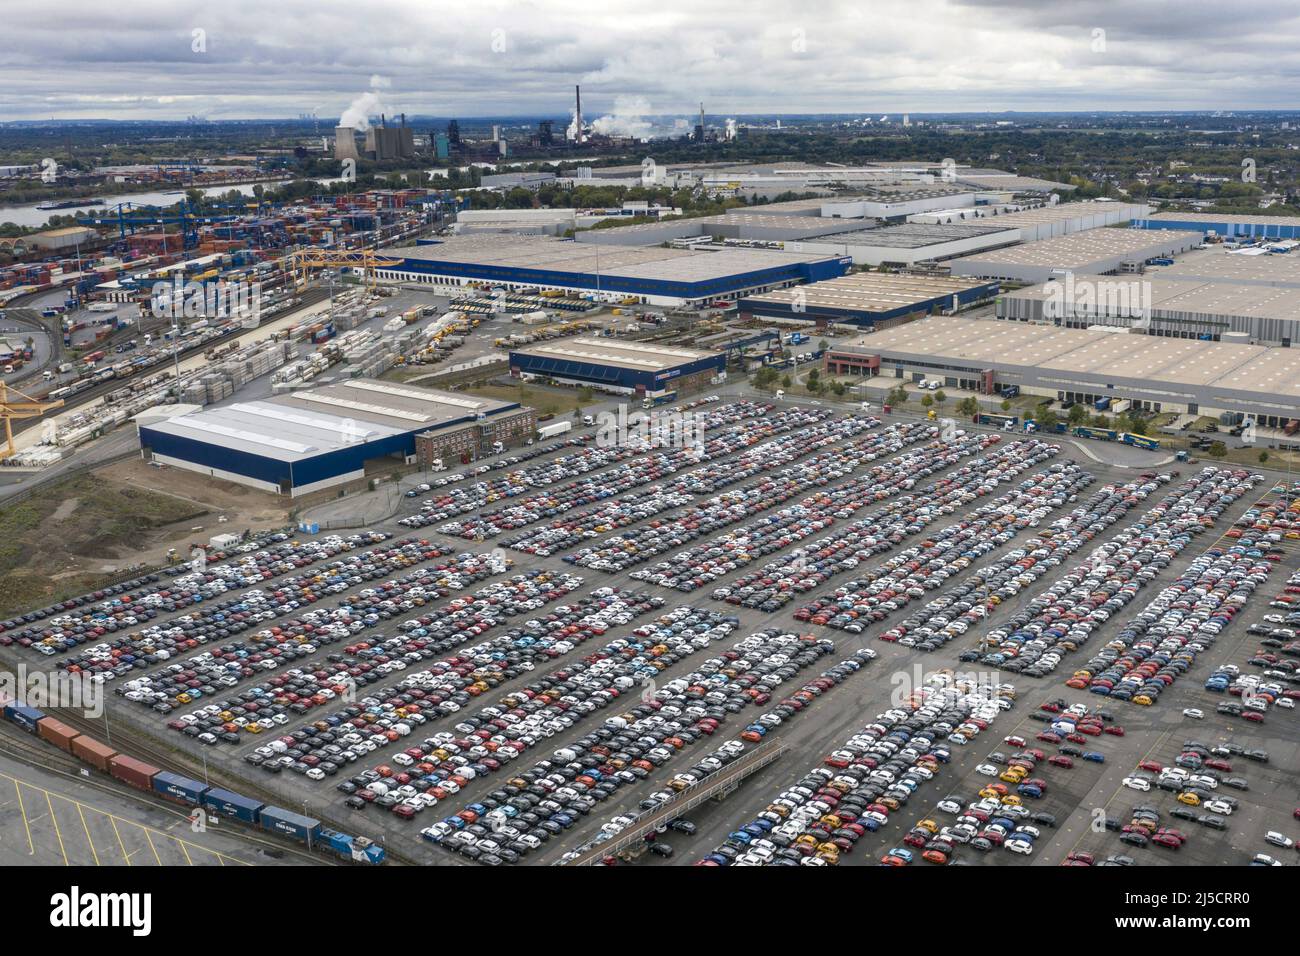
[
  {"left": 259, "top": 805, "right": 323, "bottom": 844},
  {"left": 201, "top": 788, "right": 264, "bottom": 824},
  {"left": 36, "top": 717, "right": 81, "bottom": 752},
  {"left": 108, "top": 754, "right": 160, "bottom": 791},
  {"left": 71, "top": 736, "right": 118, "bottom": 772},
  {"left": 152, "top": 770, "right": 209, "bottom": 805},
  {"left": 6, "top": 704, "right": 46, "bottom": 732}
]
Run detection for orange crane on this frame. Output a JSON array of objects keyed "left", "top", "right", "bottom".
[{"left": 0, "top": 381, "right": 63, "bottom": 460}]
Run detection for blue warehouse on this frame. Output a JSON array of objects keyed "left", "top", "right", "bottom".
[
  {"left": 373, "top": 234, "right": 852, "bottom": 308},
  {"left": 510, "top": 338, "right": 726, "bottom": 396},
  {"left": 1133, "top": 211, "right": 1300, "bottom": 240},
  {"left": 138, "top": 378, "right": 531, "bottom": 496}
]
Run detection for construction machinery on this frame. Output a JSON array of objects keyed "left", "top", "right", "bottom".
[
  {"left": 287, "top": 248, "right": 403, "bottom": 292},
  {"left": 0, "top": 381, "right": 63, "bottom": 460}
]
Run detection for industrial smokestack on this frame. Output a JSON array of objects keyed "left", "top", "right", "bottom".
[{"left": 575, "top": 85, "right": 583, "bottom": 143}]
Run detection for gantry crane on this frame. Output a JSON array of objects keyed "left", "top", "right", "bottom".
[
  {"left": 287, "top": 248, "right": 403, "bottom": 292},
  {"left": 79, "top": 199, "right": 237, "bottom": 251},
  {"left": 0, "top": 382, "right": 63, "bottom": 460}
]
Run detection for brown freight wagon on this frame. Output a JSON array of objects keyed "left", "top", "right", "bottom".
[
  {"left": 36, "top": 717, "right": 80, "bottom": 752},
  {"left": 71, "top": 735, "right": 118, "bottom": 772},
  {"left": 108, "top": 754, "right": 159, "bottom": 791}
]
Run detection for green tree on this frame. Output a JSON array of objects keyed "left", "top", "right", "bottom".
[
  {"left": 781, "top": 374, "right": 793, "bottom": 390},
  {"left": 1068, "top": 404, "right": 1088, "bottom": 425},
  {"left": 1038, "top": 410, "right": 1060, "bottom": 431},
  {"left": 1208, "top": 441, "right": 1227, "bottom": 459},
  {"left": 934, "top": 390, "right": 946, "bottom": 406},
  {"left": 1125, "top": 417, "right": 1148, "bottom": 436},
  {"left": 921, "top": 394, "right": 934, "bottom": 409},
  {"left": 753, "top": 366, "right": 779, "bottom": 389},
  {"left": 818, "top": 339, "right": 829, "bottom": 352},
  {"left": 1000, "top": 399, "right": 1012, "bottom": 412},
  {"left": 1259, "top": 451, "right": 1270, "bottom": 463},
  {"left": 955, "top": 397, "right": 978, "bottom": 417}
]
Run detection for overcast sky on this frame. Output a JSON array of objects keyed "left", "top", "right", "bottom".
[{"left": 2, "top": 0, "right": 1299, "bottom": 123}]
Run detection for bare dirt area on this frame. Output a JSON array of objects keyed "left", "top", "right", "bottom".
[{"left": 0, "top": 459, "right": 291, "bottom": 617}]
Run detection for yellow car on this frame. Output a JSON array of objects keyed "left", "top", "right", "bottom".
[
  {"left": 1001, "top": 794, "right": 1023, "bottom": 806},
  {"left": 1000, "top": 770, "right": 1027, "bottom": 784},
  {"left": 916, "top": 819, "right": 938, "bottom": 834},
  {"left": 979, "top": 786, "right": 1001, "bottom": 799},
  {"left": 1177, "top": 792, "right": 1200, "bottom": 806},
  {"left": 1133, "top": 695, "right": 1153, "bottom": 706}
]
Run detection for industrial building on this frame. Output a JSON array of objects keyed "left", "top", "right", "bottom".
[
  {"left": 997, "top": 273, "right": 1300, "bottom": 345},
  {"left": 509, "top": 338, "right": 726, "bottom": 396},
  {"left": 949, "top": 228, "right": 1202, "bottom": 284},
  {"left": 1133, "top": 211, "right": 1300, "bottom": 240},
  {"left": 782, "top": 222, "right": 1021, "bottom": 267},
  {"left": 1139, "top": 246, "right": 1300, "bottom": 288},
  {"left": 377, "top": 235, "right": 851, "bottom": 307},
  {"left": 739, "top": 272, "right": 999, "bottom": 328},
  {"left": 138, "top": 379, "right": 532, "bottom": 496},
  {"left": 574, "top": 213, "right": 874, "bottom": 247},
  {"left": 935, "top": 201, "right": 1151, "bottom": 242},
  {"left": 821, "top": 315, "right": 1300, "bottom": 427}
]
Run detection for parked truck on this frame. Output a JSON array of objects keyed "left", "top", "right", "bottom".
[{"left": 538, "top": 420, "right": 573, "bottom": 440}]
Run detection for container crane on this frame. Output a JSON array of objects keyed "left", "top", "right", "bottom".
[
  {"left": 78, "top": 199, "right": 237, "bottom": 251},
  {"left": 287, "top": 248, "right": 403, "bottom": 292},
  {"left": 0, "top": 382, "right": 63, "bottom": 461}
]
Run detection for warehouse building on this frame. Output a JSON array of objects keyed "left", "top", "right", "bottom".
[
  {"left": 949, "top": 228, "right": 1201, "bottom": 284},
  {"left": 940, "top": 201, "right": 1151, "bottom": 242},
  {"left": 138, "top": 379, "right": 532, "bottom": 496},
  {"left": 997, "top": 273, "right": 1300, "bottom": 345},
  {"left": 822, "top": 315, "right": 1300, "bottom": 427},
  {"left": 1132, "top": 211, "right": 1300, "bottom": 240},
  {"left": 783, "top": 221, "right": 1021, "bottom": 267},
  {"left": 378, "top": 235, "right": 850, "bottom": 307},
  {"left": 509, "top": 338, "right": 726, "bottom": 397},
  {"left": 1140, "top": 246, "right": 1300, "bottom": 288},
  {"left": 739, "top": 272, "right": 999, "bottom": 329},
  {"left": 575, "top": 213, "right": 870, "bottom": 247}
]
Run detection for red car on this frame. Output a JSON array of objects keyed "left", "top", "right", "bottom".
[
  {"left": 1103, "top": 725, "right": 1125, "bottom": 736},
  {"left": 1152, "top": 833, "right": 1182, "bottom": 849},
  {"left": 1036, "top": 732, "right": 1061, "bottom": 743},
  {"left": 1005, "top": 735, "right": 1026, "bottom": 747},
  {"left": 1048, "top": 755, "right": 1074, "bottom": 768},
  {"left": 1065, "top": 851, "right": 1095, "bottom": 865},
  {"left": 1138, "top": 760, "right": 1163, "bottom": 773}
]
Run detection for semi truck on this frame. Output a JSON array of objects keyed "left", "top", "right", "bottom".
[{"left": 537, "top": 420, "right": 573, "bottom": 440}]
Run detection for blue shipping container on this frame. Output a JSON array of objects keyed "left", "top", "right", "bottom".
[
  {"left": 260, "top": 805, "right": 323, "bottom": 843},
  {"left": 152, "top": 770, "right": 210, "bottom": 805},
  {"left": 6, "top": 704, "right": 45, "bottom": 732},
  {"left": 201, "top": 788, "right": 264, "bottom": 824}
]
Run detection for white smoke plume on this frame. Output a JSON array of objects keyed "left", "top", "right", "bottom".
[{"left": 339, "top": 75, "right": 391, "bottom": 130}]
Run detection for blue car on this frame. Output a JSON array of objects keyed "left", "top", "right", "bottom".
[{"left": 1082, "top": 752, "right": 1105, "bottom": 763}]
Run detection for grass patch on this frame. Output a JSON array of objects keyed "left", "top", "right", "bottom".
[
  {"left": 0, "top": 473, "right": 205, "bottom": 617},
  {"left": 462, "top": 381, "right": 598, "bottom": 417}
]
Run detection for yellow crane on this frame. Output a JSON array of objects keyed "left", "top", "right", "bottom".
[
  {"left": 0, "top": 381, "right": 63, "bottom": 460},
  {"left": 287, "top": 249, "right": 403, "bottom": 292}
]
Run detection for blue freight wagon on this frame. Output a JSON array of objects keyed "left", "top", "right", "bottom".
[
  {"left": 152, "top": 770, "right": 209, "bottom": 804},
  {"left": 5, "top": 704, "right": 45, "bottom": 732},
  {"left": 201, "top": 788, "right": 265, "bottom": 824},
  {"left": 260, "top": 805, "right": 323, "bottom": 844}
]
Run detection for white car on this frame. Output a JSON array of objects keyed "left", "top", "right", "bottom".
[
  {"left": 1265, "top": 831, "right": 1294, "bottom": 848},
  {"left": 1253, "top": 853, "right": 1282, "bottom": 866},
  {"left": 1182, "top": 708, "right": 1204, "bottom": 719},
  {"left": 975, "top": 763, "right": 1000, "bottom": 776},
  {"left": 1122, "top": 776, "right": 1151, "bottom": 792},
  {"left": 936, "top": 799, "right": 963, "bottom": 815},
  {"left": 1204, "top": 800, "right": 1234, "bottom": 816},
  {"left": 1005, "top": 839, "right": 1034, "bottom": 855}
]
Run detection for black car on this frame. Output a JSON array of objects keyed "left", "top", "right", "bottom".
[{"left": 648, "top": 842, "right": 674, "bottom": 858}]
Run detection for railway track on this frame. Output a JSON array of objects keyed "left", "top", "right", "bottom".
[
  {"left": 10, "top": 285, "right": 331, "bottom": 437},
  {"left": 0, "top": 724, "right": 331, "bottom": 865}
]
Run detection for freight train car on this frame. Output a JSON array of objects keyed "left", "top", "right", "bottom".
[{"left": 2, "top": 703, "right": 385, "bottom": 864}]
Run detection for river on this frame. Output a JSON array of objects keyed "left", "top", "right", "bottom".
[{"left": 0, "top": 177, "right": 349, "bottom": 229}]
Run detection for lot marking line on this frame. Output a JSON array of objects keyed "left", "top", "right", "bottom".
[
  {"left": 108, "top": 813, "right": 132, "bottom": 866},
  {"left": 75, "top": 802, "right": 101, "bottom": 866},
  {"left": 12, "top": 777, "right": 34, "bottom": 855},
  {"left": 44, "top": 789, "right": 69, "bottom": 865}
]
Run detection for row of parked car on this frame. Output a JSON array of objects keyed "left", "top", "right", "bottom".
[
  {"left": 158, "top": 569, "right": 586, "bottom": 745},
  {"left": 10, "top": 532, "right": 392, "bottom": 656},
  {"left": 704, "top": 438, "right": 1046, "bottom": 609},
  {"left": 347, "top": 607, "right": 744, "bottom": 816},
  {"left": 566, "top": 422, "right": 933, "bottom": 574},
  {"left": 113, "top": 549, "right": 511, "bottom": 716},
  {"left": 697, "top": 681, "right": 1011, "bottom": 865},
  {"left": 795, "top": 461, "right": 1093, "bottom": 637},
  {"left": 636, "top": 433, "right": 1016, "bottom": 601},
  {"left": 245, "top": 588, "right": 668, "bottom": 777},
  {"left": 967, "top": 468, "right": 1257, "bottom": 678},
  {"left": 418, "top": 628, "right": 859, "bottom": 863},
  {"left": 430, "top": 402, "right": 828, "bottom": 540},
  {"left": 1073, "top": 533, "right": 1279, "bottom": 706}
]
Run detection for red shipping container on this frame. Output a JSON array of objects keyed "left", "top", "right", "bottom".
[
  {"left": 36, "top": 717, "right": 80, "bottom": 752},
  {"left": 108, "top": 754, "right": 159, "bottom": 791},
  {"left": 71, "top": 736, "right": 118, "bottom": 772}
]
